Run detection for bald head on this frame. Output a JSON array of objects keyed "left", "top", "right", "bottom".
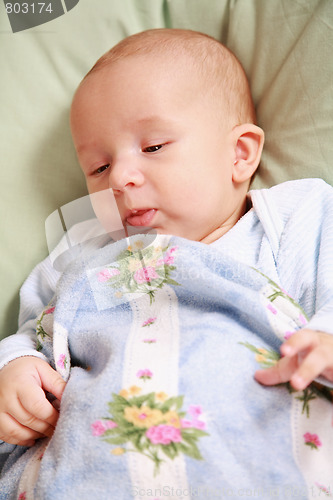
[{"left": 83, "top": 29, "right": 256, "bottom": 127}]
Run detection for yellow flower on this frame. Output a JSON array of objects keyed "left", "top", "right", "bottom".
[
  {"left": 155, "top": 391, "right": 168, "bottom": 402},
  {"left": 119, "top": 389, "right": 129, "bottom": 399},
  {"left": 128, "top": 258, "right": 142, "bottom": 272},
  {"left": 255, "top": 348, "right": 268, "bottom": 363},
  {"left": 135, "top": 240, "right": 144, "bottom": 249},
  {"left": 128, "top": 385, "right": 142, "bottom": 396},
  {"left": 148, "top": 258, "right": 157, "bottom": 268},
  {"left": 111, "top": 447, "right": 125, "bottom": 455},
  {"left": 115, "top": 291, "right": 123, "bottom": 299},
  {"left": 127, "top": 246, "right": 133, "bottom": 252},
  {"left": 124, "top": 406, "right": 163, "bottom": 428},
  {"left": 163, "top": 410, "right": 181, "bottom": 428}
]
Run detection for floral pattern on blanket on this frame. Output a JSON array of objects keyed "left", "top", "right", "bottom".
[
  {"left": 91, "top": 387, "right": 208, "bottom": 475},
  {"left": 36, "top": 304, "right": 55, "bottom": 351},
  {"left": 253, "top": 268, "right": 309, "bottom": 340},
  {"left": 97, "top": 240, "right": 180, "bottom": 304},
  {"left": 241, "top": 341, "right": 333, "bottom": 453}
]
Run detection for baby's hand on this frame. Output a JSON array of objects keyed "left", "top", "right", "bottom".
[
  {"left": 0, "top": 357, "right": 66, "bottom": 447},
  {"left": 254, "top": 329, "right": 333, "bottom": 391}
]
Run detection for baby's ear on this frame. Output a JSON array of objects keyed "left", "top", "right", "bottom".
[{"left": 231, "top": 124, "right": 265, "bottom": 184}]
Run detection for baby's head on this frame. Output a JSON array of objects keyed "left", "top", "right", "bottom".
[
  {"left": 71, "top": 29, "right": 264, "bottom": 243},
  {"left": 86, "top": 29, "right": 257, "bottom": 128}
]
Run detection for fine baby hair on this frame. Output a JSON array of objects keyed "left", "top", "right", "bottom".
[{"left": 85, "top": 28, "right": 257, "bottom": 127}]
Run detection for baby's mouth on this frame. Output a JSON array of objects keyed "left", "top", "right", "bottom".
[{"left": 125, "top": 208, "right": 157, "bottom": 227}]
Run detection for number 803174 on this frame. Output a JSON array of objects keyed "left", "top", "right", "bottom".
[{"left": 5, "top": 3, "right": 53, "bottom": 14}]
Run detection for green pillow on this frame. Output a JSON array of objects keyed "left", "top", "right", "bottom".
[{"left": 0, "top": 0, "right": 332, "bottom": 339}]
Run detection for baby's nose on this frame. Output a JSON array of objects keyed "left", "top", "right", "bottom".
[{"left": 108, "top": 159, "right": 145, "bottom": 192}]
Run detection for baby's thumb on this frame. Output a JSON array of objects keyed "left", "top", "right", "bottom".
[{"left": 38, "top": 361, "right": 67, "bottom": 401}]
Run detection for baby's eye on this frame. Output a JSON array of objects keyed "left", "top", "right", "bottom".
[
  {"left": 95, "top": 164, "right": 110, "bottom": 175},
  {"left": 143, "top": 144, "right": 164, "bottom": 153}
]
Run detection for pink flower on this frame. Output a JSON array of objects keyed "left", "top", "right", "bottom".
[
  {"left": 56, "top": 354, "right": 67, "bottom": 370},
  {"left": 180, "top": 419, "right": 193, "bottom": 428},
  {"left": 91, "top": 420, "right": 117, "bottom": 437},
  {"left": 18, "top": 493, "right": 27, "bottom": 500},
  {"left": 181, "top": 406, "right": 206, "bottom": 430},
  {"left": 97, "top": 268, "right": 120, "bottom": 282},
  {"left": 45, "top": 306, "right": 55, "bottom": 315},
  {"left": 267, "top": 303, "right": 277, "bottom": 315},
  {"left": 142, "top": 317, "right": 157, "bottom": 327},
  {"left": 304, "top": 432, "right": 322, "bottom": 449},
  {"left": 284, "top": 331, "right": 295, "bottom": 340},
  {"left": 315, "top": 483, "right": 331, "bottom": 495},
  {"left": 134, "top": 266, "right": 158, "bottom": 284},
  {"left": 136, "top": 369, "right": 153, "bottom": 380},
  {"left": 188, "top": 405, "right": 203, "bottom": 418},
  {"left": 146, "top": 424, "right": 182, "bottom": 445},
  {"left": 192, "top": 419, "right": 206, "bottom": 430},
  {"left": 164, "top": 246, "right": 178, "bottom": 265},
  {"left": 299, "top": 314, "right": 307, "bottom": 325}
]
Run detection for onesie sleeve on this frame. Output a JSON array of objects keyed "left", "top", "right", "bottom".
[
  {"left": 304, "top": 188, "right": 333, "bottom": 335},
  {"left": 298, "top": 182, "right": 333, "bottom": 335},
  {"left": 273, "top": 179, "right": 333, "bottom": 388},
  {"left": 0, "top": 256, "right": 61, "bottom": 370},
  {"left": 270, "top": 179, "right": 333, "bottom": 330},
  {"left": 0, "top": 218, "right": 108, "bottom": 370}
]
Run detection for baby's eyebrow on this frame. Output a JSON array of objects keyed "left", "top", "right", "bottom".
[
  {"left": 76, "top": 140, "right": 99, "bottom": 155},
  {"left": 136, "top": 115, "right": 178, "bottom": 128}
]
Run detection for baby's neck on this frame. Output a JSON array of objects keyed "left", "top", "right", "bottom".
[
  {"left": 201, "top": 226, "right": 234, "bottom": 244},
  {"left": 201, "top": 197, "right": 251, "bottom": 245}
]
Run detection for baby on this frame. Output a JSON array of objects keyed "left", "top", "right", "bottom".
[{"left": 1, "top": 28, "right": 333, "bottom": 497}]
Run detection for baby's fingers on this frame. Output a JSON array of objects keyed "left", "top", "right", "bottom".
[
  {"left": 255, "top": 330, "right": 333, "bottom": 391},
  {"left": 281, "top": 329, "right": 333, "bottom": 388},
  {"left": 254, "top": 355, "right": 298, "bottom": 386},
  {"left": 288, "top": 345, "right": 333, "bottom": 390},
  {"left": 280, "top": 329, "right": 321, "bottom": 358},
  {"left": 18, "top": 385, "right": 60, "bottom": 434},
  {"left": 0, "top": 412, "right": 44, "bottom": 446}
]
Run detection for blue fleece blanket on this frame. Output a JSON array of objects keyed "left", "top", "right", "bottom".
[{"left": 1, "top": 234, "right": 332, "bottom": 499}]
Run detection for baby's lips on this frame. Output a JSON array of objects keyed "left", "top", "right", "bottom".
[{"left": 126, "top": 208, "right": 157, "bottom": 227}]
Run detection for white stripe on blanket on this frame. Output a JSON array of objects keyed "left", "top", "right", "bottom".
[
  {"left": 123, "top": 285, "right": 189, "bottom": 499},
  {"left": 259, "top": 279, "right": 333, "bottom": 497},
  {"left": 292, "top": 392, "right": 333, "bottom": 496}
]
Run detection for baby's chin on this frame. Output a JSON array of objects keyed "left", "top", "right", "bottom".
[
  {"left": 152, "top": 227, "right": 202, "bottom": 242},
  {"left": 124, "top": 222, "right": 210, "bottom": 243}
]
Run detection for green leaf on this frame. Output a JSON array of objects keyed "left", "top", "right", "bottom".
[
  {"left": 181, "top": 433, "right": 197, "bottom": 446},
  {"left": 113, "top": 420, "right": 137, "bottom": 433},
  {"left": 165, "top": 278, "right": 180, "bottom": 287},
  {"left": 103, "top": 435, "right": 128, "bottom": 446},
  {"left": 129, "top": 392, "right": 155, "bottom": 407},
  {"left": 131, "top": 432, "right": 146, "bottom": 452},
  {"left": 183, "top": 428, "right": 209, "bottom": 439},
  {"left": 172, "top": 395, "right": 184, "bottom": 410},
  {"left": 238, "top": 341, "right": 262, "bottom": 354},
  {"left": 161, "top": 442, "right": 179, "bottom": 460},
  {"left": 110, "top": 393, "right": 130, "bottom": 406},
  {"left": 102, "top": 427, "right": 120, "bottom": 437},
  {"left": 178, "top": 442, "right": 203, "bottom": 460}
]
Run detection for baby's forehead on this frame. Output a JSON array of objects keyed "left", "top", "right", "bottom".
[
  {"left": 93, "top": 50, "right": 199, "bottom": 80},
  {"left": 72, "top": 54, "right": 199, "bottom": 115},
  {"left": 78, "top": 51, "right": 207, "bottom": 102}
]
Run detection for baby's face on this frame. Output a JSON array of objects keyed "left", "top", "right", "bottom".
[{"left": 71, "top": 55, "right": 245, "bottom": 243}]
